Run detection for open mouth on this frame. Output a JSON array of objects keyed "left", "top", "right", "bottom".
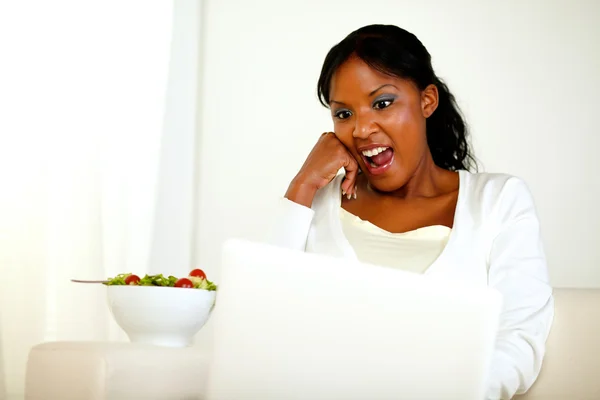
[{"left": 360, "top": 146, "right": 394, "bottom": 174}]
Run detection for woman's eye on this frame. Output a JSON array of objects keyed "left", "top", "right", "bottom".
[
  {"left": 335, "top": 110, "right": 352, "bottom": 120},
  {"left": 374, "top": 99, "right": 393, "bottom": 109}
]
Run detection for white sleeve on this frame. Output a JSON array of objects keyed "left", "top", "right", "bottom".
[
  {"left": 265, "top": 197, "right": 315, "bottom": 251},
  {"left": 485, "top": 179, "right": 554, "bottom": 400}
]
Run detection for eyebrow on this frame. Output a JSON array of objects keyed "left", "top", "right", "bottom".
[
  {"left": 369, "top": 84, "right": 397, "bottom": 96},
  {"left": 330, "top": 84, "right": 398, "bottom": 106}
]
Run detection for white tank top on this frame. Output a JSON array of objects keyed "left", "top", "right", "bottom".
[{"left": 339, "top": 207, "right": 451, "bottom": 274}]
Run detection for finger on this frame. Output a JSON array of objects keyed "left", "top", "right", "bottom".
[
  {"left": 341, "top": 177, "right": 351, "bottom": 198},
  {"left": 342, "top": 156, "right": 359, "bottom": 197}
]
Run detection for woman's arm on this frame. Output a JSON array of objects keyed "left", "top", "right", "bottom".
[
  {"left": 486, "top": 179, "right": 554, "bottom": 399},
  {"left": 265, "top": 196, "right": 315, "bottom": 251},
  {"left": 265, "top": 132, "right": 358, "bottom": 250}
]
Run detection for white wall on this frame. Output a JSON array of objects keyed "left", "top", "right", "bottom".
[
  {"left": 0, "top": 1, "right": 196, "bottom": 397},
  {"left": 195, "top": 0, "right": 600, "bottom": 288}
]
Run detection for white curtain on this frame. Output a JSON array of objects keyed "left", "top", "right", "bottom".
[{"left": 0, "top": 1, "right": 202, "bottom": 398}]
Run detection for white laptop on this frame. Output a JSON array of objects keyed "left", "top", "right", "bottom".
[{"left": 205, "top": 239, "right": 502, "bottom": 400}]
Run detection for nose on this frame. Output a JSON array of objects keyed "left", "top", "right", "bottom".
[{"left": 353, "top": 111, "right": 378, "bottom": 139}]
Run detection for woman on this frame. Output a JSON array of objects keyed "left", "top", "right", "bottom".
[{"left": 270, "top": 24, "right": 553, "bottom": 399}]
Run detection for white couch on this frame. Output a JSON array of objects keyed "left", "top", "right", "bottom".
[
  {"left": 515, "top": 288, "right": 600, "bottom": 399},
  {"left": 25, "top": 288, "right": 600, "bottom": 399}
]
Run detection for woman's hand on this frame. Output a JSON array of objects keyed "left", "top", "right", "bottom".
[{"left": 285, "top": 132, "right": 359, "bottom": 208}]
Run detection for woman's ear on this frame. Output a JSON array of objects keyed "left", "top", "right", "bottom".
[{"left": 421, "top": 84, "right": 439, "bottom": 118}]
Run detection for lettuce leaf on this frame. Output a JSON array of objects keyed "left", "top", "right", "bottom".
[{"left": 105, "top": 273, "right": 217, "bottom": 291}]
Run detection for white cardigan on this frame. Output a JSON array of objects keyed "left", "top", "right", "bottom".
[{"left": 269, "top": 170, "right": 554, "bottom": 400}]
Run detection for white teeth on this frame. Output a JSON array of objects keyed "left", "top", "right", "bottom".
[{"left": 362, "top": 146, "right": 388, "bottom": 157}]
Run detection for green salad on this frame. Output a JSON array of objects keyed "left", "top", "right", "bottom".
[{"left": 106, "top": 269, "right": 217, "bottom": 291}]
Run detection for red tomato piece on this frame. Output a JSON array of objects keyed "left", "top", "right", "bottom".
[
  {"left": 175, "top": 278, "right": 194, "bottom": 288},
  {"left": 189, "top": 269, "right": 206, "bottom": 280},
  {"left": 125, "top": 274, "right": 140, "bottom": 285}
]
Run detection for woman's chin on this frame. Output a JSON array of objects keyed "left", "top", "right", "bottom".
[{"left": 364, "top": 164, "right": 409, "bottom": 193}]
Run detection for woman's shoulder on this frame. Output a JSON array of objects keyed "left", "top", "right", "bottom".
[
  {"left": 460, "top": 170, "right": 538, "bottom": 223},
  {"left": 462, "top": 170, "right": 533, "bottom": 197}
]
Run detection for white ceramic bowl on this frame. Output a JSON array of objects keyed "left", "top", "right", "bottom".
[{"left": 107, "top": 285, "right": 216, "bottom": 347}]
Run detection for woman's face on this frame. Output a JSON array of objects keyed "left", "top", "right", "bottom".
[{"left": 329, "top": 56, "right": 438, "bottom": 192}]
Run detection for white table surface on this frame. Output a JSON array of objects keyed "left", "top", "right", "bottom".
[{"left": 25, "top": 341, "right": 210, "bottom": 400}]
